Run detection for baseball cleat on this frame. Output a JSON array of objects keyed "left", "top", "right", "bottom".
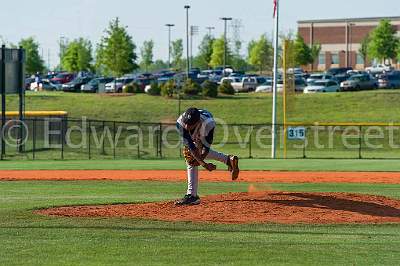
[
  {"left": 175, "top": 194, "right": 201, "bottom": 206},
  {"left": 229, "top": 155, "right": 240, "bottom": 181}
]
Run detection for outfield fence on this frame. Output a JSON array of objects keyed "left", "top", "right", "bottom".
[{"left": 1, "top": 117, "right": 400, "bottom": 160}]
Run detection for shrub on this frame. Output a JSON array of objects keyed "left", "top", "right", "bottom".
[
  {"left": 201, "top": 80, "right": 218, "bottom": 98},
  {"left": 183, "top": 79, "right": 201, "bottom": 95},
  {"left": 161, "top": 80, "right": 175, "bottom": 98},
  {"left": 123, "top": 83, "right": 141, "bottom": 93},
  {"left": 218, "top": 80, "right": 235, "bottom": 95},
  {"left": 148, "top": 82, "right": 161, "bottom": 96}
]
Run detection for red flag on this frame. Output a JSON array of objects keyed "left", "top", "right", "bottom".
[{"left": 273, "top": 0, "right": 277, "bottom": 18}]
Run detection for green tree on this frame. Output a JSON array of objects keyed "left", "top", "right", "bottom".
[
  {"left": 196, "top": 34, "right": 214, "bottom": 69},
  {"left": 359, "top": 34, "right": 370, "bottom": 65},
  {"left": 19, "top": 37, "right": 45, "bottom": 75},
  {"left": 248, "top": 35, "right": 273, "bottom": 74},
  {"left": 368, "top": 19, "right": 399, "bottom": 63},
  {"left": 310, "top": 43, "right": 321, "bottom": 70},
  {"left": 140, "top": 40, "right": 154, "bottom": 72},
  {"left": 96, "top": 17, "right": 138, "bottom": 76},
  {"left": 231, "top": 55, "right": 249, "bottom": 72},
  {"left": 148, "top": 60, "right": 168, "bottom": 72},
  {"left": 210, "top": 36, "right": 231, "bottom": 68},
  {"left": 171, "top": 39, "right": 183, "bottom": 70},
  {"left": 398, "top": 45, "right": 400, "bottom": 62},
  {"left": 61, "top": 38, "right": 93, "bottom": 72},
  {"left": 293, "top": 34, "right": 312, "bottom": 66}
]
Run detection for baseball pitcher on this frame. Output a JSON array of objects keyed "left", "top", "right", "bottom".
[{"left": 175, "top": 107, "right": 239, "bottom": 206}]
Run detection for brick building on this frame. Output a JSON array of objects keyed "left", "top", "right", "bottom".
[{"left": 298, "top": 16, "right": 400, "bottom": 71}]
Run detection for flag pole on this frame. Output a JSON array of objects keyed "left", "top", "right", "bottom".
[{"left": 271, "top": 0, "right": 279, "bottom": 159}]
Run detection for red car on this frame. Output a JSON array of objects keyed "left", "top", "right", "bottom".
[{"left": 50, "top": 73, "right": 75, "bottom": 84}]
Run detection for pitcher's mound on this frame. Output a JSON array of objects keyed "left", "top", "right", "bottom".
[{"left": 37, "top": 191, "right": 400, "bottom": 224}]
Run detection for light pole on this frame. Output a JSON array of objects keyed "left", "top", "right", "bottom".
[
  {"left": 349, "top": 23, "right": 355, "bottom": 68},
  {"left": 190, "top": 25, "right": 199, "bottom": 69},
  {"left": 184, "top": 5, "right": 191, "bottom": 78},
  {"left": 220, "top": 17, "right": 232, "bottom": 75},
  {"left": 206, "top": 26, "right": 215, "bottom": 36},
  {"left": 59, "top": 36, "right": 66, "bottom": 71},
  {"left": 165, "top": 24, "right": 175, "bottom": 69}
]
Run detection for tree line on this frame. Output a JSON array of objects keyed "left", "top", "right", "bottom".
[
  {"left": 4, "top": 18, "right": 400, "bottom": 77},
  {"left": 5, "top": 18, "right": 275, "bottom": 77}
]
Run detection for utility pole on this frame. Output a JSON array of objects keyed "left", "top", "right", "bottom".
[
  {"left": 165, "top": 24, "right": 175, "bottom": 69},
  {"left": 47, "top": 49, "right": 51, "bottom": 71},
  {"left": 184, "top": 5, "right": 191, "bottom": 78},
  {"left": 190, "top": 25, "right": 199, "bottom": 69},
  {"left": 206, "top": 26, "right": 215, "bottom": 36},
  {"left": 220, "top": 17, "right": 232, "bottom": 74},
  {"left": 349, "top": 22, "right": 355, "bottom": 68},
  {"left": 59, "top": 36, "right": 66, "bottom": 71}
]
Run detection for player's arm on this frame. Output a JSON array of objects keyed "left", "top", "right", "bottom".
[
  {"left": 201, "top": 128, "right": 214, "bottom": 158},
  {"left": 177, "top": 123, "right": 215, "bottom": 171}
]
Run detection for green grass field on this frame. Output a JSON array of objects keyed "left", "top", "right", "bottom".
[
  {"left": 1, "top": 158, "right": 400, "bottom": 172},
  {"left": 1, "top": 180, "right": 400, "bottom": 265},
  {"left": 1, "top": 90, "right": 400, "bottom": 265},
  {"left": 3, "top": 90, "right": 400, "bottom": 161},
  {"left": 4, "top": 90, "right": 400, "bottom": 123}
]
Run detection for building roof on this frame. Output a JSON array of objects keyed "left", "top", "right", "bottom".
[{"left": 298, "top": 16, "right": 400, "bottom": 24}]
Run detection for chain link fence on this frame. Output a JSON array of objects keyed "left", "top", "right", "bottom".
[{"left": 1, "top": 118, "right": 400, "bottom": 160}]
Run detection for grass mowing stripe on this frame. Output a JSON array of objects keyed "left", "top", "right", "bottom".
[{"left": 1, "top": 159, "right": 400, "bottom": 172}]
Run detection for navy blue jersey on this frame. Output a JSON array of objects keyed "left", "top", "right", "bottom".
[{"left": 177, "top": 109, "right": 215, "bottom": 152}]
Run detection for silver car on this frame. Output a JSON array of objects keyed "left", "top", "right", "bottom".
[
  {"left": 340, "top": 74, "right": 377, "bottom": 91},
  {"left": 306, "top": 73, "right": 334, "bottom": 85},
  {"left": 105, "top": 77, "right": 135, "bottom": 93},
  {"left": 378, "top": 72, "right": 400, "bottom": 89},
  {"left": 304, "top": 80, "right": 340, "bottom": 93}
]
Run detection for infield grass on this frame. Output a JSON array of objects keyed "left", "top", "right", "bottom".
[
  {"left": 0, "top": 158, "right": 400, "bottom": 172},
  {"left": 0, "top": 180, "right": 400, "bottom": 265}
]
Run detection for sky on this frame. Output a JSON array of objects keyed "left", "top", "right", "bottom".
[{"left": 0, "top": 0, "right": 399, "bottom": 68}]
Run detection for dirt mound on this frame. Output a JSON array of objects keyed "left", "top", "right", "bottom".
[{"left": 37, "top": 191, "right": 400, "bottom": 224}]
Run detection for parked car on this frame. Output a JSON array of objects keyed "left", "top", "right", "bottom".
[
  {"left": 365, "top": 64, "right": 394, "bottom": 75},
  {"left": 198, "top": 70, "right": 214, "bottom": 79},
  {"left": 134, "top": 76, "right": 156, "bottom": 91},
  {"left": 288, "top": 68, "right": 305, "bottom": 75},
  {"left": 327, "top": 67, "right": 353, "bottom": 76},
  {"left": 220, "top": 76, "right": 259, "bottom": 92},
  {"left": 294, "top": 78, "right": 307, "bottom": 92},
  {"left": 220, "top": 77, "right": 243, "bottom": 91},
  {"left": 306, "top": 73, "right": 334, "bottom": 85},
  {"left": 334, "top": 73, "right": 350, "bottom": 84},
  {"left": 105, "top": 77, "right": 135, "bottom": 93},
  {"left": 255, "top": 80, "right": 273, "bottom": 93},
  {"left": 25, "top": 77, "right": 35, "bottom": 90},
  {"left": 377, "top": 72, "right": 400, "bottom": 89},
  {"left": 62, "top": 77, "right": 92, "bottom": 92},
  {"left": 30, "top": 80, "right": 58, "bottom": 91},
  {"left": 81, "top": 77, "right": 114, "bottom": 93},
  {"left": 340, "top": 74, "right": 377, "bottom": 91},
  {"left": 256, "top": 78, "right": 305, "bottom": 93},
  {"left": 50, "top": 73, "right": 75, "bottom": 84},
  {"left": 255, "top": 79, "right": 285, "bottom": 93},
  {"left": 304, "top": 80, "right": 340, "bottom": 93},
  {"left": 242, "top": 77, "right": 264, "bottom": 92}
]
